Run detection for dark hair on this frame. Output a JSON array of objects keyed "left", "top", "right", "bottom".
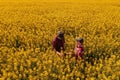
[
  {"left": 58, "top": 31, "right": 64, "bottom": 38},
  {"left": 58, "top": 31, "right": 64, "bottom": 35},
  {"left": 76, "top": 38, "right": 84, "bottom": 43}
]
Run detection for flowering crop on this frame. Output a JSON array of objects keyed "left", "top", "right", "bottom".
[{"left": 0, "top": 1, "right": 120, "bottom": 80}]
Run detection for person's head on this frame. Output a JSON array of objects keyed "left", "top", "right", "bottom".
[
  {"left": 76, "top": 38, "right": 84, "bottom": 45},
  {"left": 57, "top": 31, "right": 64, "bottom": 38}
]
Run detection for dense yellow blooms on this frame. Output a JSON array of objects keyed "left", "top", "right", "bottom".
[{"left": 0, "top": 0, "right": 120, "bottom": 80}]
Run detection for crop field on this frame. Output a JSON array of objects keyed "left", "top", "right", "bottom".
[{"left": 0, "top": 0, "right": 120, "bottom": 80}]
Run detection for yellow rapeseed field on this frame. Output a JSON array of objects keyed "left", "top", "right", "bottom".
[{"left": 0, "top": 0, "right": 120, "bottom": 80}]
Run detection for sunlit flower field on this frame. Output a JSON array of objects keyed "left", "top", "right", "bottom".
[{"left": 0, "top": 0, "right": 120, "bottom": 80}]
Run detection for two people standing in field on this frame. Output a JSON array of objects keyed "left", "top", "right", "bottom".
[{"left": 52, "top": 31, "right": 84, "bottom": 60}]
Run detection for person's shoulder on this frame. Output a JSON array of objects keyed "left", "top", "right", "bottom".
[{"left": 54, "top": 36, "right": 59, "bottom": 40}]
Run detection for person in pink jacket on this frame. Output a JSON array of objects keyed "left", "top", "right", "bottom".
[{"left": 73, "top": 38, "right": 84, "bottom": 60}]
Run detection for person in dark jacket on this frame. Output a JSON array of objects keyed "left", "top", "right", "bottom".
[{"left": 52, "top": 31, "right": 65, "bottom": 57}]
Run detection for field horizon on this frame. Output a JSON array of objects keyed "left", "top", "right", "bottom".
[{"left": 0, "top": 0, "right": 120, "bottom": 3}]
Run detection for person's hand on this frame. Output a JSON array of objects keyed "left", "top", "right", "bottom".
[
  {"left": 56, "top": 51, "right": 64, "bottom": 57},
  {"left": 56, "top": 51, "right": 60, "bottom": 54},
  {"left": 74, "top": 50, "right": 77, "bottom": 55},
  {"left": 61, "top": 47, "right": 65, "bottom": 52}
]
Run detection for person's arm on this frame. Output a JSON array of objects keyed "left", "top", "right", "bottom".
[
  {"left": 74, "top": 47, "right": 78, "bottom": 56},
  {"left": 52, "top": 37, "right": 57, "bottom": 52},
  {"left": 78, "top": 47, "right": 84, "bottom": 59},
  {"left": 81, "top": 46, "right": 84, "bottom": 55},
  {"left": 61, "top": 38, "right": 65, "bottom": 52}
]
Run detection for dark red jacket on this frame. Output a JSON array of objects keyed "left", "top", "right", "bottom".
[{"left": 52, "top": 36, "right": 65, "bottom": 52}]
